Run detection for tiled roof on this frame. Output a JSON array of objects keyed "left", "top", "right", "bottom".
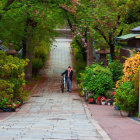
[
  {"left": 0, "top": 45, "right": 8, "bottom": 52},
  {"left": 116, "top": 34, "right": 140, "bottom": 41},
  {"left": 131, "top": 26, "right": 140, "bottom": 32}
]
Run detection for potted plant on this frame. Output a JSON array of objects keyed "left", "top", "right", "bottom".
[
  {"left": 115, "top": 81, "right": 138, "bottom": 117},
  {"left": 101, "top": 96, "right": 106, "bottom": 105},
  {"left": 79, "top": 91, "right": 84, "bottom": 97},
  {"left": 120, "top": 110, "right": 129, "bottom": 117},
  {"left": 107, "top": 99, "right": 111, "bottom": 105},
  {"left": 88, "top": 94, "right": 94, "bottom": 103},
  {"left": 96, "top": 96, "right": 101, "bottom": 105}
]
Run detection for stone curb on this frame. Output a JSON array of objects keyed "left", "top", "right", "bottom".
[{"left": 81, "top": 98, "right": 111, "bottom": 140}]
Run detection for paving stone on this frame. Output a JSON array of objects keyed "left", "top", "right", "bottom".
[
  {"left": 0, "top": 37, "right": 103, "bottom": 140},
  {"left": 14, "top": 138, "right": 42, "bottom": 140},
  {"left": 51, "top": 132, "right": 72, "bottom": 139},
  {"left": 0, "top": 136, "right": 14, "bottom": 140}
]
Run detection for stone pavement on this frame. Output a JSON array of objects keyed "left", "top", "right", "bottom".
[
  {"left": 0, "top": 37, "right": 106, "bottom": 140},
  {"left": 88, "top": 104, "right": 140, "bottom": 140}
]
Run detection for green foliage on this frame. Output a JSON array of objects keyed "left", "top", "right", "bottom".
[
  {"left": 32, "top": 58, "right": 44, "bottom": 75},
  {"left": 115, "top": 81, "right": 138, "bottom": 112},
  {"left": 120, "top": 0, "right": 140, "bottom": 24},
  {"left": 72, "top": 40, "right": 86, "bottom": 73},
  {"left": 94, "top": 93, "right": 101, "bottom": 100},
  {"left": 88, "top": 94, "right": 94, "bottom": 99},
  {"left": 79, "top": 64, "right": 114, "bottom": 96},
  {"left": 109, "top": 60, "right": 123, "bottom": 82},
  {"left": 133, "top": 68, "right": 140, "bottom": 96},
  {"left": 0, "top": 0, "right": 67, "bottom": 80},
  {"left": 0, "top": 51, "right": 29, "bottom": 108},
  {"left": 106, "top": 90, "right": 114, "bottom": 99},
  {"left": 32, "top": 41, "right": 50, "bottom": 75}
]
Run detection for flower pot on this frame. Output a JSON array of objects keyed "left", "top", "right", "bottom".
[
  {"left": 96, "top": 100, "right": 101, "bottom": 105},
  {"left": 88, "top": 98, "right": 93, "bottom": 103},
  {"left": 120, "top": 111, "right": 129, "bottom": 117},
  {"left": 101, "top": 101, "right": 106, "bottom": 105},
  {"left": 107, "top": 102, "right": 111, "bottom": 106},
  {"left": 115, "top": 105, "right": 119, "bottom": 110}
]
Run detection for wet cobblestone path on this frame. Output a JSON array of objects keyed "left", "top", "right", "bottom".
[{"left": 0, "top": 37, "right": 104, "bottom": 140}]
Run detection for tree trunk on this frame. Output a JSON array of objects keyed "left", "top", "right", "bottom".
[
  {"left": 25, "top": 31, "right": 33, "bottom": 81},
  {"left": 22, "top": 17, "right": 30, "bottom": 59},
  {"left": 110, "top": 44, "right": 115, "bottom": 61},
  {"left": 22, "top": 39, "right": 26, "bottom": 59},
  {"left": 25, "top": 51, "right": 33, "bottom": 81},
  {"left": 86, "top": 37, "right": 94, "bottom": 66}
]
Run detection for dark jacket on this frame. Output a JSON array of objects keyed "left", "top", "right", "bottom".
[{"left": 62, "top": 70, "right": 73, "bottom": 81}]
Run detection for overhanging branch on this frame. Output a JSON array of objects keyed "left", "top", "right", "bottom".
[{"left": 0, "top": 0, "right": 15, "bottom": 19}]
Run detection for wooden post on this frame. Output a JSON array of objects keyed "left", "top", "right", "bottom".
[{"left": 139, "top": 69, "right": 140, "bottom": 117}]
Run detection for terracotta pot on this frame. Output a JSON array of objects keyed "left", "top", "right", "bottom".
[
  {"left": 120, "top": 111, "right": 129, "bottom": 117},
  {"left": 88, "top": 98, "right": 93, "bottom": 103}
]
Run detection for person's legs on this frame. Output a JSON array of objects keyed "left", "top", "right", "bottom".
[
  {"left": 69, "top": 79, "right": 72, "bottom": 92},
  {"left": 67, "top": 78, "right": 69, "bottom": 92}
]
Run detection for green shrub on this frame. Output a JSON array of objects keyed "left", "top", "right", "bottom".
[
  {"left": 88, "top": 94, "right": 94, "bottom": 99},
  {"left": 72, "top": 41, "right": 86, "bottom": 73},
  {"left": 133, "top": 68, "right": 140, "bottom": 96},
  {"left": 109, "top": 60, "right": 123, "bottom": 82},
  {"left": 0, "top": 50, "right": 29, "bottom": 108},
  {"left": 32, "top": 58, "right": 44, "bottom": 75},
  {"left": 106, "top": 90, "right": 114, "bottom": 98},
  {"left": 115, "top": 81, "right": 138, "bottom": 112},
  {"left": 32, "top": 41, "right": 50, "bottom": 75},
  {"left": 80, "top": 64, "right": 114, "bottom": 96}
]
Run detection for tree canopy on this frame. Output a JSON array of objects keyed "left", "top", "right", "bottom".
[{"left": 0, "top": 0, "right": 140, "bottom": 78}]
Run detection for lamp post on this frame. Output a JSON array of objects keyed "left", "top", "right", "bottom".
[
  {"left": 6, "top": 43, "right": 17, "bottom": 56},
  {"left": 96, "top": 47, "right": 110, "bottom": 66}
]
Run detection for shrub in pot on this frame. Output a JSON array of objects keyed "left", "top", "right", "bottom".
[
  {"left": 115, "top": 81, "right": 138, "bottom": 116},
  {"left": 88, "top": 94, "right": 94, "bottom": 103},
  {"left": 94, "top": 94, "right": 101, "bottom": 105}
]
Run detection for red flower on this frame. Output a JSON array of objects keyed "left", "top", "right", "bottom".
[
  {"left": 16, "top": 104, "right": 19, "bottom": 108},
  {"left": 19, "top": 97, "right": 21, "bottom": 100},
  {"left": 97, "top": 96, "right": 100, "bottom": 100},
  {"left": 101, "top": 97, "right": 106, "bottom": 101},
  {"left": 112, "top": 92, "right": 115, "bottom": 96}
]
